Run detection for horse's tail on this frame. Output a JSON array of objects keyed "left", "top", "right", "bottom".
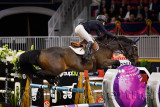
[{"left": 19, "top": 50, "right": 41, "bottom": 77}]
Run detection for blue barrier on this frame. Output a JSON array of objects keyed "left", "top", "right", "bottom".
[
  {"left": 30, "top": 84, "right": 84, "bottom": 93},
  {"left": 83, "top": 81, "right": 102, "bottom": 86},
  {"left": 89, "top": 82, "right": 102, "bottom": 86}
]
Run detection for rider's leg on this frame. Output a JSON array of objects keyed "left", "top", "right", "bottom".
[
  {"left": 75, "top": 25, "right": 94, "bottom": 43},
  {"left": 75, "top": 25, "right": 94, "bottom": 61},
  {"left": 83, "top": 41, "right": 93, "bottom": 61}
]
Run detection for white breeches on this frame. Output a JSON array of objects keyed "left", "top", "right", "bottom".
[{"left": 75, "top": 25, "right": 94, "bottom": 43}]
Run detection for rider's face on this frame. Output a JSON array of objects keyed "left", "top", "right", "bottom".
[{"left": 103, "top": 22, "right": 105, "bottom": 25}]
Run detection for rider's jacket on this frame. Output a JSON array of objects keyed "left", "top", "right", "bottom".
[{"left": 80, "top": 20, "right": 114, "bottom": 37}]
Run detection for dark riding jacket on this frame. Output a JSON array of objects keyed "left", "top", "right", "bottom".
[{"left": 81, "top": 20, "right": 114, "bottom": 37}]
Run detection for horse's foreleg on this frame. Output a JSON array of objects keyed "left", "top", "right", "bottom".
[
  {"left": 36, "top": 70, "right": 60, "bottom": 85},
  {"left": 100, "top": 59, "right": 120, "bottom": 68}
]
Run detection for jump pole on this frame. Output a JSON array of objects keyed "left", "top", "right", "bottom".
[
  {"left": 52, "top": 103, "right": 104, "bottom": 107},
  {"left": 0, "top": 90, "right": 14, "bottom": 94},
  {"left": 83, "top": 81, "right": 102, "bottom": 86},
  {"left": 0, "top": 77, "right": 14, "bottom": 82},
  {"left": 30, "top": 84, "right": 84, "bottom": 93}
]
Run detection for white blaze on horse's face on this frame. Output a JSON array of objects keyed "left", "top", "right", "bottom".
[
  {"left": 131, "top": 44, "right": 138, "bottom": 63},
  {"left": 131, "top": 38, "right": 139, "bottom": 57},
  {"left": 132, "top": 45, "right": 138, "bottom": 55}
]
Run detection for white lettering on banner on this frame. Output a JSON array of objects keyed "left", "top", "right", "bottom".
[
  {"left": 119, "top": 60, "right": 131, "bottom": 66},
  {"left": 50, "top": 83, "right": 77, "bottom": 102},
  {"left": 62, "top": 91, "right": 72, "bottom": 99},
  {"left": 59, "top": 71, "right": 78, "bottom": 77},
  {"left": 51, "top": 89, "right": 57, "bottom": 103},
  {"left": 32, "top": 88, "right": 39, "bottom": 101},
  {"left": 61, "top": 83, "right": 77, "bottom": 99}
]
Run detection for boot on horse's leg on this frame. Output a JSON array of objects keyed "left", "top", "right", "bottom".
[{"left": 83, "top": 41, "right": 93, "bottom": 61}]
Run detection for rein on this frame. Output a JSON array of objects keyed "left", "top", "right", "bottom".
[
  {"left": 97, "top": 38, "right": 115, "bottom": 50},
  {"left": 117, "top": 40, "right": 136, "bottom": 64},
  {"left": 97, "top": 38, "right": 135, "bottom": 63}
]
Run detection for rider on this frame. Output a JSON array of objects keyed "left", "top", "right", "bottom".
[{"left": 75, "top": 15, "right": 117, "bottom": 61}]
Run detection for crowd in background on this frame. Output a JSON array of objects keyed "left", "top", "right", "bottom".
[{"left": 96, "top": 0, "right": 160, "bottom": 23}]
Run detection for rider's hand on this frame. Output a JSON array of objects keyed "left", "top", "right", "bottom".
[{"left": 114, "top": 36, "right": 118, "bottom": 39}]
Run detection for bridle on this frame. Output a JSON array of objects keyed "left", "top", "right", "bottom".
[
  {"left": 118, "top": 41, "right": 136, "bottom": 64},
  {"left": 117, "top": 39, "right": 139, "bottom": 66},
  {"left": 97, "top": 38, "right": 115, "bottom": 49},
  {"left": 97, "top": 38, "right": 138, "bottom": 65}
]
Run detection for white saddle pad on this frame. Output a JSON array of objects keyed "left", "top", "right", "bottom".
[{"left": 69, "top": 46, "right": 85, "bottom": 55}]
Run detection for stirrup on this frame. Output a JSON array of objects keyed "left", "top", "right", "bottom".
[{"left": 86, "top": 41, "right": 93, "bottom": 53}]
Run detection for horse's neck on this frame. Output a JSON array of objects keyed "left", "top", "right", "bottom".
[
  {"left": 97, "top": 38, "right": 123, "bottom": 53},
  {"left": 106, "top": 40, "right": 122, "bottom": 52},
  {"left": 97, "top": 45, "right": 114, "bottom": 58}
]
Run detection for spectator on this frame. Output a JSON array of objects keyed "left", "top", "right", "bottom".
[
  {"left": 136, "top": 5, "right": 144, "bottom": 18},
  {"left": 148, "top": 0, "right": 159, "bottom": 21},
  {"left": 91, "top": 0, "right": 101, "bottom": 6},
  {"left": 121, "top": 0, "right": 127, "bottom": 11},
  {"left": 102, "top": 7, "right": 107, "bottom": 14},
  {"left": 116, "top": 7, "right": 125, "bottom": 22},
  {"left": 148, "top": 0, "right": 154, "bottom": 12},
  {"left": 139, "top": 0, "right": 144, "bottom": 9},
  {"left": 110, "top": 17, "right": 116, "bottom": 23},
  {"left": 108, "top": 7, "right": 116, "bottom": 18},
  {"left": 127, "top": 14, "right": 136, "bottom": 22},
  {"left": 99, "top": 0, "right": 107, "bottom": 14},
  {"left": 104, "top": 13, "right": 111, "bottom": 23},
  {"left": 143, "top": 6, "right": 152, "bottom": 20},
  {"left": 136, "top": 13, "right": 144, "bottom": 22},
  {"left": 124, "top": 5, "right": 135, "bottom": 21},
  {"left": 110, "top": 0, "right": 118, "bottom": 12}
]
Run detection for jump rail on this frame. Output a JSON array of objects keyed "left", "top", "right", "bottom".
[
  {"left": 83, "top": 81, "right": 102, "bottom": 86},
  {"left": 52, "top": 103, "right": 104, "bottom": 107},
  {"left": 30, "top": 84, "right": 84, "bottom": 93},
  {"left": 31, "top": 103, "right": 104, "bottom": 107},
  {"left": 0, "top": 77, "right": 14, "bottom": 82},
  {"left": 0, "top": 90, "right": 14, "bottom": 94}
]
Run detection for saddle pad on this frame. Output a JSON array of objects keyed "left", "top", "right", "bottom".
[{"left": 69, "top": 46, "right": 85, "bottom": 55}]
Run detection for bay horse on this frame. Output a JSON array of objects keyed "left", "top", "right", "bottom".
[{"left": 19, "top": 35, "right": 139, "bottom": 84}]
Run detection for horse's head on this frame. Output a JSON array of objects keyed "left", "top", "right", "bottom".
[
  {"left": 118, "top": 37, "right": 139, "bottom": 65},
  {"left": 96, "top": 35, "right": 139, "bottom": 65}
]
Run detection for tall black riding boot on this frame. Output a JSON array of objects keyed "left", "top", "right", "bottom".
[{"left": 83, "top": 41, "right": 93, "bottom": 61}]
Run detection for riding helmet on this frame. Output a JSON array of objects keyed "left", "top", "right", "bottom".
[{"left": 96, "top": 15, "right": 108, "bottom": 23}]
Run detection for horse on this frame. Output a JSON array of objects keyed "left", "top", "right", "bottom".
[{"left": 19, "top": 35, "right": 139, "bottom": 84}]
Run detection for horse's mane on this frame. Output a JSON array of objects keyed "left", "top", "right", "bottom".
[
  {"left": 96, "top": 35, "right": 133, "bottom": 44},
  {"left": 117, "top": 36, "right": 133, "bottom": 44}
]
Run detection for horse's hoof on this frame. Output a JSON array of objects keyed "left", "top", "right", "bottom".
[
  {"left": 112, "top": 60, "right": 121, "bottom": 68},
  {"left": 115, "top": 60, "right": 120, "bottom": 66}
]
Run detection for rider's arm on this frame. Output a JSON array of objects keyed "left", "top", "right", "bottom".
[
  {"left": 96, "top": 30, "right": 101, "bottom": 37},
  {"left": 98, "top": 22, "right": 114, "bottom": 37}
]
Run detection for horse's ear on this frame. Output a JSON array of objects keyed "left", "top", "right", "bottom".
[{"left": 132, "top": 38, "right": 140, "bottom": 44}]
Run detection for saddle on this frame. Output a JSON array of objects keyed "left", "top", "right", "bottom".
[{"left": 69, "top": 40, "right": 99, "bottom": 55}]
